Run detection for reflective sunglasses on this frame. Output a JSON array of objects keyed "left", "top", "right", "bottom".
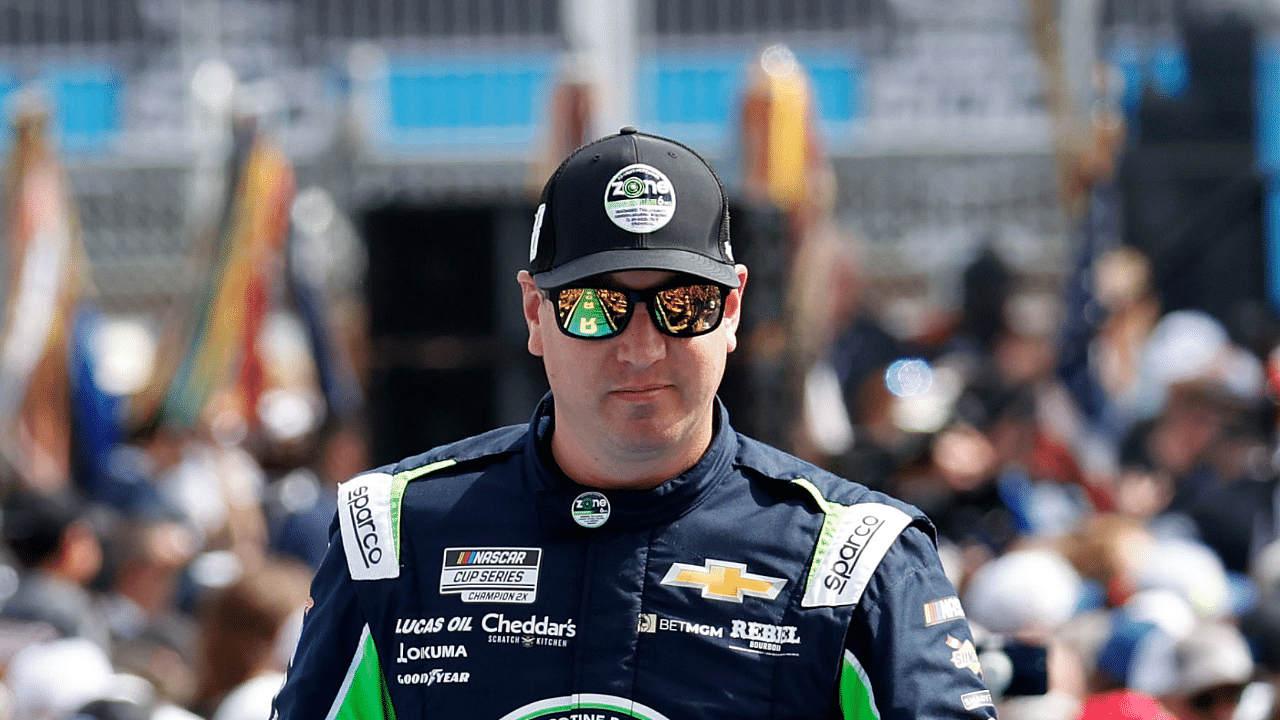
[{"left": 545, "top": 281, "right": 727, "bottom": 340}]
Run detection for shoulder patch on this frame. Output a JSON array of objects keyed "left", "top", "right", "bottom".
[
  {"left": 802, "top": 502, "right": 913, "bottom": 608},
  {"left": 337, "top": 472, "right": 399, "bottom": 580}
]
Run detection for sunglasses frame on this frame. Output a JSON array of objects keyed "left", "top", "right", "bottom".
[{"left": 542, "top": 279, "right": 729, "bottom": 340}]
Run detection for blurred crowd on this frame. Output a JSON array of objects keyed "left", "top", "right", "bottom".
[
  {"left": 0, "top": 406, "right": 370, "bottom": 720},
  {"left": 800, "top": 240, "right": 1280, "bottom": 720}
]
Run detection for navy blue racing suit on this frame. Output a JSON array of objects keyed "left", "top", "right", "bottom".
[{"left": 272, "top": 396, "right": 997, "bottom": 720}]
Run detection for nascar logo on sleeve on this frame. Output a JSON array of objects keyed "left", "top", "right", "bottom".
[{"left": 923, "top": 596, "right": 967, "bottom": 626}]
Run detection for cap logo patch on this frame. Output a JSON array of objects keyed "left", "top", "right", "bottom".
[
  {"left": 529, "top": 203, "right": 546, "bottom": 262},
  {"left": 604, "top": 163, "right": 676, "bottom": 233}
]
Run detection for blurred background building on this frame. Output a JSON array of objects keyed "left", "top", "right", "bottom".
[{"left": 0, "top": 0, "right": 1269, "bottom": 463}]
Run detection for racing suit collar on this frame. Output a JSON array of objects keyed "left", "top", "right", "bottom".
[{"left": 527, "top": 393, "right": 736, "bottom": 532}]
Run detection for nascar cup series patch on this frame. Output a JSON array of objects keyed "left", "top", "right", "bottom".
[
  {"left": 802, "top": 503, "right": 913, "bottom": 607},
  {"left": 439, "top": 547, "right": 542, "bottom": 603},
  {"left": 604, "top": 163, "right": 676, "bottom": 233},
  {"left": 338, "top": 473, "right": 399, "bottom": 580}
]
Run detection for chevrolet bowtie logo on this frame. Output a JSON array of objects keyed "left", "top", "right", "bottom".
[{"left": 661, "top": 559, "right": 787, "bottom": 603}]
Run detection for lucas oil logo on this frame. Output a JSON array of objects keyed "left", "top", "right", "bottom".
[
  {"left": 440, "top": 548, "right": 541, "bottom": 604},
  {"left": 337, "top": 473, "right": 398, "bottom": 580},
  {"left": 604, "top": 163, "right": 676, "bottom": 234}
]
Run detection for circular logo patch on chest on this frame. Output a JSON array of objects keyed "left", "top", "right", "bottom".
[{"left": 570, "top": 491, "right": 611, "bottom": 529}]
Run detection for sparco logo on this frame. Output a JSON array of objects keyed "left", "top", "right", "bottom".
[
  {"left": 823, "top": 514, "right": 885, "bottom": 593},
  {"left": 347, "top": 485, "right": 382, "bottom": 568}
]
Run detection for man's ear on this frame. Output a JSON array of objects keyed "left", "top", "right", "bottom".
[
  {"left": 723, "top": 264, "right": 749, "bottom": 354},
  {"left": 517, "top": 270, "right": 545, "bottom": 357}
]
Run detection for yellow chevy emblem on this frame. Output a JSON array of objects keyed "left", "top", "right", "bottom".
[{"left": 661, "top": 559, "right": 787, "bottom": 603}]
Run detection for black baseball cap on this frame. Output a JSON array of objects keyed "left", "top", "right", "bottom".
[{"left": 529, "top": 127, "right": 738, "bottom": 289}]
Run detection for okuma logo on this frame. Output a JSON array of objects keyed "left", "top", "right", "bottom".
[{"left": 497, "top": 694, "right": 673, "bottom": 720}]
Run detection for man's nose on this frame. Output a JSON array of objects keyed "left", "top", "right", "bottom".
[{"left": 615, "top": 302, "right": 667, "bottom": 366}]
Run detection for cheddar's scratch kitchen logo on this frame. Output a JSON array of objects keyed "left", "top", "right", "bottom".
[{"left": 483, "top": 613, "right": 576, "bottom": 648}]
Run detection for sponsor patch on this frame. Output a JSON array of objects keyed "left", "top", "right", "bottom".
[
  {"left": 603, "top": 163, "right": 676, "bottom": 233},
  {"left": 395, "top": 616, "right": 474, "bottom": 634},
  {"left": 924, "top": 596, "right": 967, "bottom": 626},
  {"left": 396, "top": 643, "right": 468, "bottom": 663},
  {"left": 529, "top": 203, "right": 545, "bottom": 261},
  {"left": 338, "top": 473, "right": 398, "bottom": 580},
  {"left": 947, "top": 635, "right": 984, "bottom": 677},
  {"left": 571, "top": 492, "right": 611, "bottom": 528},
  {"left": 497, "top": 694, "right": 673, "bottom": 720},
  {"left": 661, "top": 559, "right": 786, "bottom": 603},
  {"left": 802, "top": 503, "right": 913, "bottom": 608},
  {"left": 397, "top": 669, "right": 470, "bottom": 686},
  {"left": 440, "top": 547, "right": 541, "bottom": 604},
  {"left": 729, "top": 619, "right": 802, "bottom": 657},
  {"left": 961, "top": 690, "right": 994, "bottom": 710},
  {"left": 636, "top": 613, "right": 724, "bottom": 638},
  {"left": 483, "top": 613, "right": 576, "bottom": 648}
]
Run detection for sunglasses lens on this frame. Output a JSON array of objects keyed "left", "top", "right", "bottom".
[
  {"left": 555, "top": 287, "right": 629, "bottom": 338},
  {"left": 551, "top": 283, "right": 724, "bottom": 339},
  {"left": 653, "top": 284, "right": 724, "bottom": 336}
]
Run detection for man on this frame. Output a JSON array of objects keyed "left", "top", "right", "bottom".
[
  {"left": 272, "top": 128, "right": 996, "bottom": 720},
  {"left": 0, "top": 487, "right": 110, "bottom": 653}
]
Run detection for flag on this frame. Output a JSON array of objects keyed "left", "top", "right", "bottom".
[
  {"left": 0, "top": 97, "right": 91, "bottom": 489},
  {"left": 137, "top": 120, "right": 295, "bottom": 432}
]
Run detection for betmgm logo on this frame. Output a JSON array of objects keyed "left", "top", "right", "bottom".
[{"left": 637, "top": 613, "right": 724, "bottom": 638}]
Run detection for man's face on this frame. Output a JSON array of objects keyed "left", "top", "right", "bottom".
[{"left": 518, "top": 266, "right": 747, "bottom": 481}]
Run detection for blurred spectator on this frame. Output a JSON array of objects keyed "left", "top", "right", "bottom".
[
  {"left": 97, "top": 517, "right": 200, "bottom": 710},
  {"left": 0, "top": 487, "right": 110, "bottom": 652},
  {"left": 152, "top": 413, "right": 269, "bottom": 573},
  {"left": 1077, "top": 690, "right": 1178, "bottom": 720},
  {"left": 1144, "top": 378, "right": 1277, "bottom": 574},
  {"left": 265, "top": 416, "right": 368, "bottom": 570},
  {"left": 4, "top": 637, "right": 115, "bottom": 720},
  {"left": 1084, "top": 246, "right": 1163, "bottom": 439},
  {"left": 960, "top": 547, "right": 1090, "bottom": 720},
  {"left": 189, "top": 556, "right": 311, "bottom": 719},
  {"left": 1160, "top": 620, "right": 1255, "bottom": 720}
]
